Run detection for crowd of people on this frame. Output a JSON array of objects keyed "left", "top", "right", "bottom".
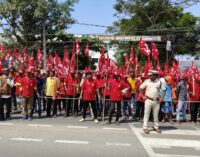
[{"left": 0, "top": 67, "right": 199, "bottom": 134}]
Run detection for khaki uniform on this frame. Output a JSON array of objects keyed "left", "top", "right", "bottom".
[{"left": 140, "top": 79, "right": 165, "bottom": 129}]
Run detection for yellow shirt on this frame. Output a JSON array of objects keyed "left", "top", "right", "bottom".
[
  {"left": 127, "top": 77, "right": 137, "bottom": 93},
  {"left": 46, "top": 77, "right": 57, "bottom": 97}
]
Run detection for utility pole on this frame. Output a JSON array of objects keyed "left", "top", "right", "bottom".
[{"left": 42, "top": 21, "right": 47, "bottom": 71}]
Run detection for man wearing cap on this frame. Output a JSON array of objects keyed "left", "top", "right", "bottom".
[
  {"left": 188, "top": 75, "right": 200, "bottom": 124},
  {"left": 45, "top": 71, "right": 59, "bottom": 117},
  {"left": 21, "top": 70, "right": 36, "bottom": 120},
  {"left": 127, "top": 73, "right": 137, "bottom": 115},
  {"left": 176, "top": 74, "right": 188, "bottom": 124},
  {"left": 0, "top": 69, "right": 14, "bottom": 121},
  {"left": 106, "top": 72, "right": 127, "bottom": 125},
  {"left": 14, "top": 70, "right": 24, "bottom": 111},
  {"left": 140, "top": 70, "right": 166, "bottom": 134},
  {"left": 65, "top": 70, "right": 77, "bottom": 117},
  {"left": 32, "top": 70, "right": 44, "bottom": 118},
  {"left": 79, "top": 71, "right": 99, "bottom": 123}
]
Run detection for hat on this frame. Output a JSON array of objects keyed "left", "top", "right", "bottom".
[
  {"left": 165, "top": 75, "right": 172, "bottom": 84},
  {"left": 148, "top": 70, "right": 158, "bottom": 76},
  {"left": 181, "top": 73, "right": 188, "bottom": 79}
]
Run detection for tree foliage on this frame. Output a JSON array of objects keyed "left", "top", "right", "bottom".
[
  {"left": 108, "top": 0, "right": 200, "bottom": 67},
  {"left": 0, "top": 0, "right": 78, "bottom": 51}
]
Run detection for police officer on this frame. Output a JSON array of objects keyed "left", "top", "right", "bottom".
[{"left": 140, "top": 70, "right": 166, "bottom": 134}]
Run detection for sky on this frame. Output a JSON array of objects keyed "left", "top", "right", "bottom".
[{"left": 67, "top": 0, "right": 200, "bottom": 34}]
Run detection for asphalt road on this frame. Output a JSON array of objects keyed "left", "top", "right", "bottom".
[{"left": 0, "top": 114, "right": 200, "bottom": 157}]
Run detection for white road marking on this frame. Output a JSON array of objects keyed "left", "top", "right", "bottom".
[
  {"left": 151, "top": 145, "right": 171, "bottom": 149},
  {"left": 67, "top": 125, "right": 88, "bottom": 129},
  {"left": 0, "top": 137, "right": 2, "bottom": 140},
  {"left": 54, "top": 140, "right": 89, "bottom": 144},
  {"left": 132, "top": 126, "right": 200, "bottom": 136},
  {"left": 129, "top": 124, "right": 200, "bottom": 157},
  {"left": 103, "top": 127, "right": 128, "bottom": 131},
  {"left": 195, "top": 147, "right": 200, "bottom": 151},
  {"left": 145, "top": 138, "right": 200, "bottom": 148},
  {"left": 106, "top": 142, "right": 131, "bottom": 147},
  {"left": 28, "top": 124, "right": 53, "bottom": 127},
  {"left": 0, "top": 123, "right": 14, "bottom": 126},
  {"left": 11, "top": 138, "right": 43, "bottom": 142}
]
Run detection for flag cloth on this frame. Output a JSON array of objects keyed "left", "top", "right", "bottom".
[
  {"left": 63, "top": 48, "right": 70, "bottom": 74},
  {"left": 3, "top": 48, "right": 11, "bottom": 61},
  {"left": 151, "top": 42, "right": 159, "bottom": 60},
  {"left": 84, "top": 43, "right": 90, "bottom": 57},
  {"left": 98, "top": 47, "right": 105, "bottom": 71},
  {"left": 37, "top": 48, "right": 43, "bottom": 61},
  {"left": 130, "top": 45, "right": 135, "bottom": 64},
  {"left": 138, "top": 38, "right": 150, "bottom": 56}
]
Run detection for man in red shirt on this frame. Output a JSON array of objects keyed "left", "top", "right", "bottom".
[
  {"left": 65, "top": 71, "right": 77, "bottom": 117},
  {"left": 57, "top": 76, "right": 67, "bottom": 116},
  {"left": 79, "top": 71, "right": 99, "bottom": 123},
  {"left": 106, "top": 72, "right": 127, "bottom": 125},
  {"left": 188, "top": 75, "right": 200, "bottom": 124},
  {"left": 14, "top": 70, "right": 23, "bottom": 111},
  {"left": 21, "top": 70, "right": 36, "bottom": 120}
]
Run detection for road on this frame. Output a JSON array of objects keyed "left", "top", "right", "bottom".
[{"left": 0, "top": 114, "right": 200, "bottom": 157}]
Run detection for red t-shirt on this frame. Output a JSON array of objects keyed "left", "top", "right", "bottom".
[
  {"left": 57, "top": 82, "right": 67, "bottom": 98},
  {"left": 121, "top": 81, "right": 131, "bottom": 99},
  {"left": 66, "top": 76, "right": 76, "bottom": 96},
  {"left": 21, "top": 77, "right": 36, "bottom": 98},
  {"left": 102, "top": 78, "right": 113, "bottom": 96},
  {"left": 135, "top": 79, "right": 145, "bottom": 102},
  {"left": 81, "top": 79, "right": 98, "bottom": 101},
  {"left": 109, "top": 79, "right": 127, "bottom": 101},
  {"left": 14, "top": 76, "right": 23, "bottom": 96},
  {"left": 188, "top": 81, "right": 200, "bottom": 101}
]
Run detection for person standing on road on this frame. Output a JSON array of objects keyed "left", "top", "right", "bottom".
[
  {"left": 0, "top": 69, "right": 14, "bottom": 121},
  {"left": 45, "top": 70, "right": 60, "bottom": 118},
  {"left": 140, "top": 70, "right": 166, "bottom": 134},
  {"left": 21, "top": 70, "right": 36, "bottom": 121},
  {"left": 106, "top": 72, "right": 128, "bottom": 125},
  {"left": 79, "top": 71, "right": 99, "bottom": 123},
  {"left": 175, "top": 74, "right": 188, "bottom": 124},
  {"left": 188, "top": 75, "right": 200, "bottom": 125}
]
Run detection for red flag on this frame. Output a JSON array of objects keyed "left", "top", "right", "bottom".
[
  {"left": 13, "top": 48, "right": 17, "bottom": 59},
  {"left": 28, "top": 56, "right": 35, "bottom": 73},
  {"left": 164, "top": 62, "right": 169, "bottom": 74},
  {"left": 84, "top": 43, "right": 90, "bottom": 57},
  {"left": 138, "top": 38, "right": 150, "bottom": 56},
  {"left": 151, "top": 42, "right": 159, "bottom": 60},
  {"left": 130, "top": 45, "right": 135, "bottom": 64},
  {"left": 124, "top": 55, "right": 129, "bottom": 68},
  {"left": 98, "top": 47, "right": 105, "bottom": 71},
  {"left": 70, "top": 52, "right": 76, "bottom": 71},
  {"left": 110, "top": 59, "right": 118, "bottom": 71},
  {"left": 37, "top": 48, "right": 43, "bottom": 61},
  {"left": 135, "top": 54, "right": 140, "bottom": 76},
  {"left": 0, "top": 43, "right": 5, "bottom": 53},
  {"left": 46, "top": 54, "right": 53, "bottom": 71},
  {"left": 3, "top": 48, "right": 11, "bottom": 61},
  {"left": 75, "top": 38, "right": 81, "bottom": 55},
  {"left": 63, "top": 48, "right": 70, "bottom": 68}
]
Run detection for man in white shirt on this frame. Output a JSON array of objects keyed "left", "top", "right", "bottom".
[
  {"left": 140, "top": 70, "right": 166, "bottom": 134},
  {"left": 0, "top": 69, "right": 14, "bottom": 120}
]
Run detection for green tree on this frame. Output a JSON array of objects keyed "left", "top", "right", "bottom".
[
  {"left": 0, "top": 0, "right": 78, "bottom": 51},
  {"left": 108, "top": 0, "right": 200, "bottom": 67}
]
